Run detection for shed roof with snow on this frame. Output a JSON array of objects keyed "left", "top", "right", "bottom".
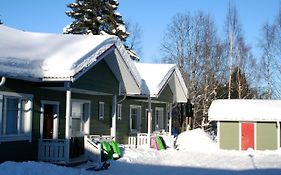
[
  {"left": 135, "top": 63, "right": 188, "bottom": 103},
  {"left": 208, "top": 99, "right": 281, "bottom": 122}
]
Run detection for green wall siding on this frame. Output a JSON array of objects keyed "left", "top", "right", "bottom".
[
  {"left": 157, "top": 85, "right": 173, "bottom": 103},
  {"left": 116, "top": 97, "right": 168, "bottom": 144},
  {"left": 72, "top": 59, "right": 119, "bottom": 94},
  {"left": 256, "top": 122, "right": 278, "bottom": 150},
  {"left": 68, "top": 93, "right": 113, "bottom": 136},
  {"left": 219, "top": 121, "right": 239, "bottom": 150}
]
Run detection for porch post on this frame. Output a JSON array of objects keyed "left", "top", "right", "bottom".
[
  {"left": 65, "top": 82, "right": 72, "bottom": 139},
  {"left": 111, "top": 95, "right": 117, "bottom": 141},
  {"left": 169, "top": 103, "right": 172, "bottom": 135},
  {"left": 147, "top": 96, "right": 152, "bottom": 147},
  {"left": 65, "top": 82, "right": 71, "bottom": 164}
]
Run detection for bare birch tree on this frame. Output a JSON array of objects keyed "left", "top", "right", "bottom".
[
  {"left": 225, "top": 2, "right": 241, "bottom": 99},
  {"left": 259, "top": 22, "right": 276, "bottom": 99},
  {"left": 161, "top": 11, "right": 227, "bottom": 130}
]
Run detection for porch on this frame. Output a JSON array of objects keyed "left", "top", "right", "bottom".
[{"left": 38, "top": 135, "right": 114, "bottom": 166}]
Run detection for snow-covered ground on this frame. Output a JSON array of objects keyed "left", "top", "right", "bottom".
[{"left": 1, "top": 129, "right": 281, "bottom": 175}]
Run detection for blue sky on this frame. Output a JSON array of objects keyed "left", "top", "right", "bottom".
[{"left": 0, "top": 0, "right": 279, "bottom": 63}]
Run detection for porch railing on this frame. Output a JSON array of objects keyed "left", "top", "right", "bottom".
[
  {"left": 137, "top": 133, "right": 149, "bottom": 147},
  {"left": 84, "top": 135, "right": 102, "bottom": 168},
  {"left": 84, "top": 135, "right": 115, "bottom": 168},
  {"left": 128, "top": 133, "right": 149, "bottom": 148},
  {"left": 38, "top": 139, "right": 69, "bottom": 164},
  {"left": 128, "top": 132, "right": 175, "bottom": 149},
  {"left": 128, "top": 134, "right": 137, "bottom": 148}
]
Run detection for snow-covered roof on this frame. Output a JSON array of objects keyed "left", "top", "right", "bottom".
[
  {"left": 135, "top": 63, "right": 188, "bottom": 102},
  {"left": 0, "top": 25, "right": 141, "bottom": 86},
  {"left": 208, "top": 99, "right": 281, "bottom": 121}
]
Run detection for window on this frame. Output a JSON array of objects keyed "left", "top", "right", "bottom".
[
  {"left": 71, "top": 100, "right": 90, "bottom": 137},
  {"left": 130, "top": 105, "right": 141, "bottom": 132},
  {"left": 0, "top": 92, "right": 33, "bottom": 142},
  {"left": 99, "top": 102, "right": 104, "bottom": 120},
  {"left": 117, "top": 104, "right": 122, "bottom": 120},
  {"left": 155, "top": 107, "right": 164, "bottom": 131}
]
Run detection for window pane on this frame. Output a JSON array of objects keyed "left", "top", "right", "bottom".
[
  {"left": 156, "top": 108, "right": 164, "bottom": 131},
  {"left": 72, "top": 101, "right": 82, "bottom": 135},
  {"left": 5, "top": 98, "right": 19, "bottom": 135},
  {"left": 72, "top": 118, "right": 81, "bottom": 135},
  {"left": 99, "top": 102, "right": 104, "bottom": 119},
  {"left": 132, "top": 113, "right": 137, "bottom": 129},
  {"left": 131, "top": 107, "right": 140, "bottom": 130},
  {"left": 117, "top": 104, "right": 122, "bottom": 120},
  {"left": 72, "top": 101, "right": 82, "bottom": 118}
]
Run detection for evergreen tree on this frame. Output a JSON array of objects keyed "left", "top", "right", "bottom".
[
  {"left": 64, "top": 0, "right": 129, "bottom": 41},
  {"left": 217, "top": 67, "right": 255, "bottom": 99},
  {"left": 0, "top": 15, "right": 3, "bottom": 25}
]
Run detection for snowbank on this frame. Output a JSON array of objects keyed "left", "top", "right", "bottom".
[{"left": 175, "top": 128, "right": 218, "bottom": 151}]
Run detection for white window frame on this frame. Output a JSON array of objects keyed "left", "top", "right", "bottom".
[
  {"left": 0, "top": 91, "right": 33, "bottom": 143},
  {"left": 71, "top": 99, "right": 91, "bottom": 137},
  {"left": 99, "top": 102, "right": 104, "bottom": 120},
  {"left": 40, "top": 100, "right": 60, "bottom": 139},
  {"left": 155, "top": 107, "right": 164, "bottom": 132},
  {"left": 130, "top": 105, "right": 141, "bottom": 133},
  {"left": 117, "top": 104, "right": 122, "bottom": 120}
]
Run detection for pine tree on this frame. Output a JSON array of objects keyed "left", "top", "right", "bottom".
[
  {"left": 0, "top": 15, "right": 3, "bottom": 25},
  {"left": 64, "top": 0, "right": 129, "bottom": 41}
]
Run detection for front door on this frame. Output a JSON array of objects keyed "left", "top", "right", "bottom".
[
  {"left": 43, "top": 104, "right": 54, "bottom": 139},
  {"left": 241, "top": 123, "right": 255, "bottom": 150},
  {"left": 42, "top": 103, "right": 59, "bottom": 139}
]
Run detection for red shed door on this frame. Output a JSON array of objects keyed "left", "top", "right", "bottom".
[{"left": 241, "top": 123, "right": 255, "bottom": 150}]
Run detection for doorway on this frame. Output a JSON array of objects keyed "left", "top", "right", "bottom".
[
  {"left": 41, "top": 101, "right": 59, "bottom": 139},
  {"left": 241, "top": 122, "right": 255, "bottom": 150}
]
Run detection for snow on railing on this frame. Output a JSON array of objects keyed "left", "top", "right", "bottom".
[{"left": 38, "top": 139, "right": 69, "bottom": 164}]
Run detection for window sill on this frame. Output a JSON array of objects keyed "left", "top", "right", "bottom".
[{"left": 0, "top": 135, "right": 31, "bottom": 143}]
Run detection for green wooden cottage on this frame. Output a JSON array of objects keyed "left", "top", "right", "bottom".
[
  {"left": 0, "top": 25, "right": 142, "bottom": 164},
  {"left": 0, "top": 25, "right": 188, "bottom": 165},
  {"left": 124, "top": 63, "right": 188, "bottom": 148},
  {"left": 208, "top": 99, "right": 281, "bottom": 151}
]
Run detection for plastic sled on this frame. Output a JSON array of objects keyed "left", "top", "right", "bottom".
[
  {"left": 156, "top": 136, "right": 165, "bottom": 150},
  {"left": 111, "top": 140, "right": 121, "bottom": 159}
]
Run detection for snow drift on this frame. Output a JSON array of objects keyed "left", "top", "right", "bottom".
[{"left": 175, "top": 128, "right": 218, "bottom": 151}]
